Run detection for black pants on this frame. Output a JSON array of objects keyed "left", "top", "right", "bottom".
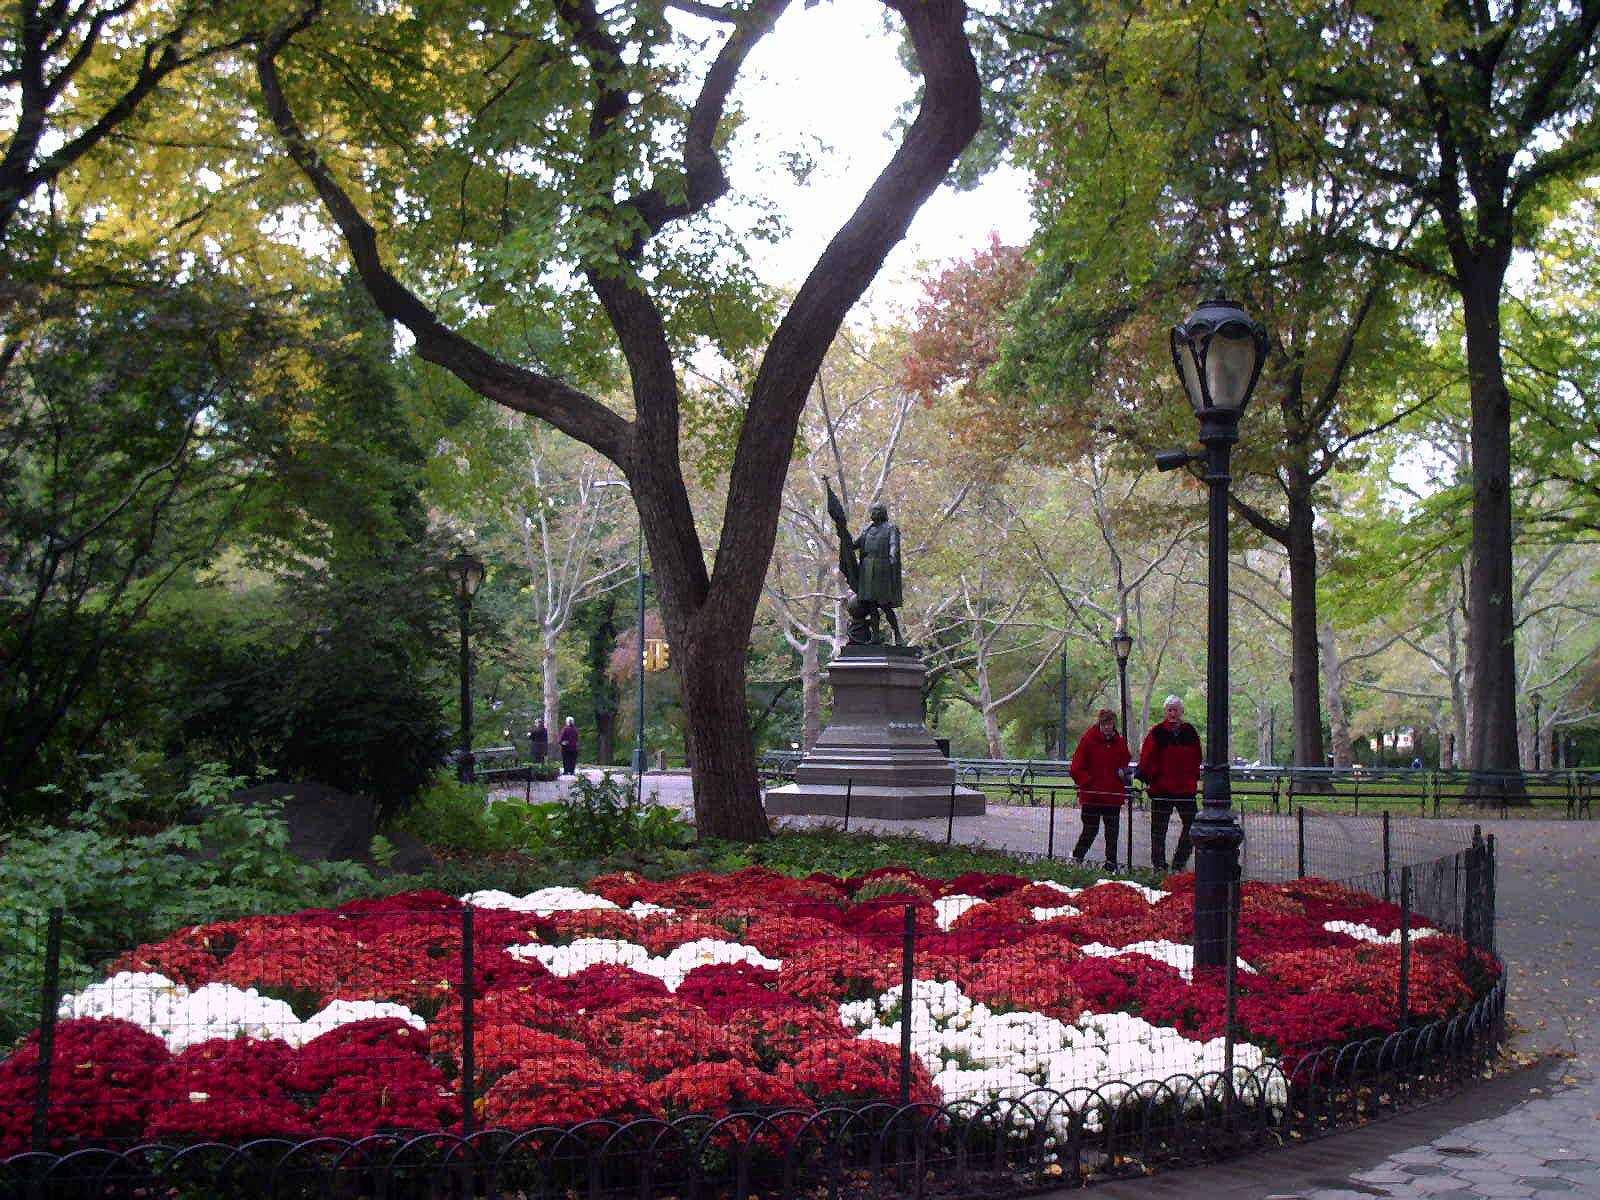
[
  {"left": 561, "top": 749, "right": 577, "bottom": 775},
  {"left": 1073, "top": 808, "right": 1121, "bottom": 866},
  {"left": 1150, "top": 796, "right": 1197, "bottom": 870}
]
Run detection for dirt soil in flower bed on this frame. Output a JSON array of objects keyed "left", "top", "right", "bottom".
[{"left": 0, "top": 866, "right": 1500, "bottom": 1154}]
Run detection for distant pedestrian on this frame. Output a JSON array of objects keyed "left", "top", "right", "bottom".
[
  {"left": 1070, "top": 708, "right": 1131, "bottom": 869},
  {"left": 1136, "top": 695, "right": 1203, "bottom": 872},
  {"left": 558, "top": 717, "right": 579, "bottom": 776},
  {"left": 1410, "top": 755, "right": 1423, "bottom": 770},
  {"left": 529, "top": 717, "right": 549, "bottom": 764}
]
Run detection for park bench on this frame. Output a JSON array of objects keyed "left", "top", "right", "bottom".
[{"left": 472, "top": 745, "right": 549, "bottom": 803}]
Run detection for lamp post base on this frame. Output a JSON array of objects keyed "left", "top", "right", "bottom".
[
  {"left": 632, "top": 746, "right": 647, "bottom": 773},
  {"left": 1191, "top": 798, "right": 1242, "bottom": 967}
]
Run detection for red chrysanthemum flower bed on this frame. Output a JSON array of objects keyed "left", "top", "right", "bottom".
[{"left": 0, "top": 867, "right": 1495, "bottom": 1156}]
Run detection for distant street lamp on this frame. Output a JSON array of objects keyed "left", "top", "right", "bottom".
[
  {"left": 1111, "top": 627, "right": 1134, "bottom": 745},
  {"left": 1159, "top": 297, "right": 1269, "bottom": 968},
  {"left": 1531, "top": 691, "right": 1543, "bottom": 771},
  {"left": 445, "top": 549, "right": 486, "bottom": 783},
  {"left": 596, "top": 480, "right": 647, "bottom": 773},
  {"left": 1111, "top": 625, "right": 1135, "bottom": 872}
]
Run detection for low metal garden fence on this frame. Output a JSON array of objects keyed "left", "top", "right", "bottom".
[{"left": 0, "top": 836, "right": 1502, "bottom": 1198}]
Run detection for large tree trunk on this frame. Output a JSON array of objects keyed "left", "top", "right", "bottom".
[
  {"left": 675, "top": 626, "right": 768, "bottom": 842},
  {"left": 1284, "top": 468, "right": 1327, "bottom": 769},
  {"left": 1457, "top": 254, "right": 1522, "bottom": 795}
]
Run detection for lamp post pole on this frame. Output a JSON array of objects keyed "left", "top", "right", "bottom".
[
  {"left": 1531, "top": 692, "right": 1543, "bottom": 772},
  {"left": 1112, "top": 628, "right": 1133, "bottom": 752},
  {"left": 445, "top": 551, "right": 486, "bottom": 784},
  {"left": 1193, "top": 406, "right": 1244, "bottom": 965},
  {"left": 1161, "top": 297, "right": 1268, "bottom": 969}
]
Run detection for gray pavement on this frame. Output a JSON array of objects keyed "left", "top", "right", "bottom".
[{"left": 497, "top": 772, "right": 1600, "bottom": 1198}]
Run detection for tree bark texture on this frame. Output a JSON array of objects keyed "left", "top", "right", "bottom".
[
  {"left": 1458, "top": 259, "right": 1521, "bottom": 782},
  {"left": 1284, "top": 467, "right": 1327, "bottom": 770},
  {"left": 1319, "top": 620, "right": 1353, "bottom": 768}
]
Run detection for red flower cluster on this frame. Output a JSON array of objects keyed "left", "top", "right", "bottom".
[{"left": 1, "top": 867, "right": 1494, "bottom": 1154}]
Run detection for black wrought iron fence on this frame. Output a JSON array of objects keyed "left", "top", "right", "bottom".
[{"left": 0, "top": 840, "right": 1502, "bottom": 1198}]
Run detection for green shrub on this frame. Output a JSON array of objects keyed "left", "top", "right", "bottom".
[
  {"left": 391, "top": 778, "right": 555, "bottom": 854},
  {"left": 0, "top": 762, "right": 372, "bottom": 1043},
  {"left": 550, "top": 771, "right": 694, "bottom": 858}
]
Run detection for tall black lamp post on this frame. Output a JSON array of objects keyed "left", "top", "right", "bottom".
[
  {"left": 1531, "top": 691, "right": 1543, "bottom": 771},
  {"left": 1158, "top": 297, "right": 1268, "bottom": 968},
  {"left": 1111, "top": 626, "right": 1135, "bottom": 872},
  {"left": 445, "top": 550, "right": 486, "bottom": 783}
]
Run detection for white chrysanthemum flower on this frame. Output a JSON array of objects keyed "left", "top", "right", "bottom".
[
  {"left": 508, "top": 936, "right": 650, "bottom": 973},
  {"left": 165, "top": 983, "right": 300, "bottom": 1051},
  {"left": 463, "top": 886, "right": 620, "bottom": 915},
  {"left": 287, "top": 999, "right": 425, "bottom": 1047},
  {"left": 933, "top": 895, "right": 985, "bottom": 930},
  {"left": 627, "top": 901, "right": 674, "bottom": 917},
  {"left": 641, "top": 939, "right": 782, "bottom": 990},
  {"left": 58, "top": 971, "right": 185, "bottom": 1028},
  {"left": 1322, "top": 919, "right": 1438, "bottom": 944},
  {"left": 1078, "top": 939, "right": 1256, "bottom": 982},
  {"left": 1031, "top": 904, "right": 1082, "bottom": 921}
]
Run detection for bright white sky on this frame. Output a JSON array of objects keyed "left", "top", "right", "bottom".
[{"left": 722, "top": 2, "right": 1035, "bottom": 309}]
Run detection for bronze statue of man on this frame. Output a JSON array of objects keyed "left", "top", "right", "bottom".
[{"left": 824, "top": 480, "right": 905, "bottom": 646}]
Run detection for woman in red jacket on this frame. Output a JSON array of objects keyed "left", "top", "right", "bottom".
[
  {"left": 1136, "top": 695, "right": 1204, "bottom": 871},
  {"left": 1070, "top": 708, "right": 1132, "bottom": 869}
]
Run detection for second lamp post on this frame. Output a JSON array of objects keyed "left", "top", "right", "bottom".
[
  {"left": 1160, "top": 297, "right": 1268, "bottom": 968},
  {"left": 445, "top": 550, "right": 486, "bottom": 784}
]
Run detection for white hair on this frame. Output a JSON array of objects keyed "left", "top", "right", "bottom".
[{"left": 1163, "top": 695, "right": 1185, "bottom": 710}]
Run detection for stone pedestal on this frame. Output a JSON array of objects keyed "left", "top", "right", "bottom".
[{"left": 765, "top": 645, "right": 986, "bottom": 820}]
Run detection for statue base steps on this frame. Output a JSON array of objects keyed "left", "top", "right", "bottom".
[{"left": 763, "top": 645, "right": 986, "bottom": 821}]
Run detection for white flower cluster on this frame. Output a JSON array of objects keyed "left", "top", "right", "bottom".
[
  {"left": 1323, "top": 920, "right": 1439, "bottom": 945},
  {"left": 1030, "top": 904, "right": 1083, "bottom": 921},
  {"left": 506, "top": 936, "right": 781, "bottom": 990},
  {"left": 1078, "top": 939, "right": 1257, "bottom": 982},
  {"left": 839, "top": 977, "right": 1285, "bottom": 1132},
  {"left": 461, "top": 886, "right": 620, "bottom": 915},
  {"left": 932, "top": 895, "right": 985, "bottom": 930},
  {"left": 57, "top": 972, "right": 424, "bottom": 1051}
]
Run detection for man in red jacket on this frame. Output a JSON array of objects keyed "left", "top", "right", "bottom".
[
  {"left": 1136, "top": 695, "right": 1203, "bottom": 871},
  {"left": 1070, "top": 708, "right": 1132, "bottom": 869}
]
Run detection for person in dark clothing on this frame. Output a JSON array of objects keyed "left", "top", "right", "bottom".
[
  {"left": 558, "top": 717, "right": 580, "bottom": 776},
  {"left": 529, "top": 718, "right": 549, "bottom": 764},
  {"left": 1070, "top": 708, "right": 1132, "bottom": 869},
  {"left": 1136, "top": 695, "right": 1203, "bottom": 871}
]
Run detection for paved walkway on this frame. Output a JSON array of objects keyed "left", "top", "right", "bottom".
[{"left": 500, "top": 772, "right": 1600, "bottom": 1198}]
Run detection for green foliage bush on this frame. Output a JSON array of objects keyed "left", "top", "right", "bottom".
[
  {"left": 391, "top": 779, "right": 556, "bottom": 854},
  {"left": 553, "top": 772, "right": 694, "bottom": 858},
  {"left": 0, "top": 764, "right": 373, "bottom": 1043}
]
